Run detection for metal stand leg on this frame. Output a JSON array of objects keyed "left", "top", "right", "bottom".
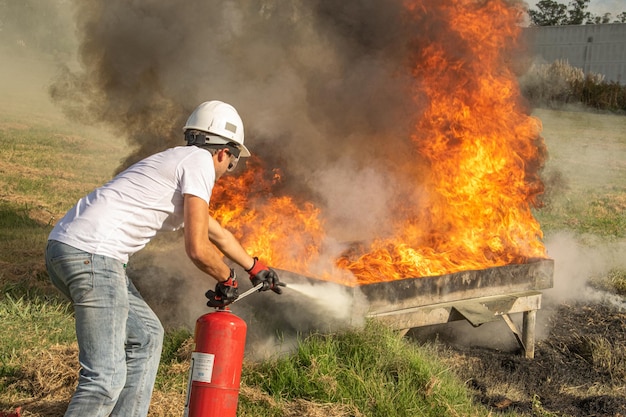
[
  {"left": 397, "top": 328, "right": 410, "bottom": 338},
  {"left": 501, "top": 314, "right": 525, "bottom": 352},
  {"left": 501, "top": 310, "right": 537, "bottom": 359},
  {"left": 522, "top": 309, "right": 537, "bottom": 359}
]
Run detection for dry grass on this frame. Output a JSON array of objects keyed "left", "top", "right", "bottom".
[
  {"left": 521, "top": 59, "right": 626, "bottom": 111},
  {"left": 1, "top": 344, "right": 77, "bottom": 417},
  {"left": 589, "top": 269, "right": 626, "bottom": 298},
  {"left": 0, "top": 343, "right": 188, "bottom": 417},
  {"left": 521, "top": 60, "right": 605, "bottom": 106},
  {"left": 239, "top": 385, "right": 365, "bottom": 417}
]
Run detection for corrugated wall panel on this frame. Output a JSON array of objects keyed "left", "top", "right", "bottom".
[{"left": 525, "top": 23, "right": 626, "bottom": 85}]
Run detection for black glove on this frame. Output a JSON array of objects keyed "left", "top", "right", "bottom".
[
  {"left": 205, "top": 269, "right": 239, "bottom": 307},
  {"left": 246, "top": 257, "right": 286, "bottom": 294}
]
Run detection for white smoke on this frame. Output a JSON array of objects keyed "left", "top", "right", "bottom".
[{"left": 544, "top": 232, "right": 626, "bottom": 307}]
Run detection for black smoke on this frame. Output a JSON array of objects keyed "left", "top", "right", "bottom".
[{"left": 49, "top": 0, "right": 418, "bottom": 180}]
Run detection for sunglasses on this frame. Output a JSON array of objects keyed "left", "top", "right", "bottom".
[{"left": 224, "top": 148, "right": 240, "bottom": 172}]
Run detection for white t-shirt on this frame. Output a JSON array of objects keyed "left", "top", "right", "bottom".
[{"left": 49, "top": 146, "right": 215, "bottom": 262}]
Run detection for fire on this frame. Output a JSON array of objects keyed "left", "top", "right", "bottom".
[
  {"left": 337, "top": 0, "right": 547, "bottom": 283},
  {"left": 210, "top": 157, "right": 325, "bottom": 277},
  {"left": 211, "top": 0, "right": 548, "bottom": 286}
]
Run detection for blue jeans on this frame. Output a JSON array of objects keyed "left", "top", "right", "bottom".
[{"left": 45, "top": 240, "right": 164, "bottom": 417}]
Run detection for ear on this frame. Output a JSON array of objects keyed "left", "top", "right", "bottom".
[{"left": 216, "top": 148, "right": 228, "bottom": 162}]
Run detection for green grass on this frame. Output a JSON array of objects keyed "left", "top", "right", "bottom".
[
  {"left": 0, "top": 201, "right": 55, "bottom": 300},
  {"left": 0, "top": 115, "right": 125, "bottom": 219},
  {"left": 0, "top": 201, "right": 49, "bottom": 255},
  {"left": 0, "top": 295, "right": 75, "bottom": 349},
  {"left": 240, "top": 321, "right": 500, "bottom": 417},
  {"left": 532, "top": 108, "right": 626, "bottom": 240},
  {"left": 0, "top": 295, "right": 75, "bottom": 391},
  {"left": 0, "top": 297, "right": 500, "bottom": 416},
  {"left": 535, "top": 189, "right": 626, "bottom": 238}
]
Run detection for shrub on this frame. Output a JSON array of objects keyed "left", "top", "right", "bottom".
[{"left": 520, "top": 59, "right": 626, "bottom": 112}]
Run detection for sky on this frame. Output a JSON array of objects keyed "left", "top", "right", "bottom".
[{"left": 525, "top": 0, "right": 626, "bottom": 18}]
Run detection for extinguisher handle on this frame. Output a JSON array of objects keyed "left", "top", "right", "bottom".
[
  {"left": 205, "top": 289, "right": 230, "bottom": 308},
  {"left": 205, "top": 272, "right": 239, "bottom": 308}
]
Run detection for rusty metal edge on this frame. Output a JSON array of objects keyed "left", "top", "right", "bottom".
[{"left": 277, "top": 258, "right": 554, "bottom": 315}]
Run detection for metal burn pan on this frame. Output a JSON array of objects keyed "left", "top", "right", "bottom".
[
  {"left": 278, "top": 258, "right": 554, "bottom": 315},
  {"left": 276, "top": 258, "right": 554, "bottom": 358}
]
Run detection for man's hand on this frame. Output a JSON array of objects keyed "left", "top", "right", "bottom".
[
  {"left": 247, "top": 258, "right": 286, "bottom": 294},
  {"left": 205, "top": 270, "right": 239, "bottom": 307}
]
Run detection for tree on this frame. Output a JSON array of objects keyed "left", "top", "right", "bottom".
[
  {"left": 586, "top": 13, "right": 611, "bottom": 24},
  {"left": 566, "top": 0, "right": 591, "bottom": 24},
  {"left": 528, "top": 0, "right": 568, "bottom": 26},
  {"left": 529, "top": 0, "right": 626, "bottom": 26}
]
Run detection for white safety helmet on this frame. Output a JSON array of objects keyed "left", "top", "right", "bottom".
[{"left": 183, "top": 100, "right": 250, "bottom": 157}]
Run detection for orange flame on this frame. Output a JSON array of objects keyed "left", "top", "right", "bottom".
[
  {"left": 211, "top": 0, "right": 547, "bottom": 286},
  {"left": 210, "top": 157, "right": 325, "bottom": 277}
]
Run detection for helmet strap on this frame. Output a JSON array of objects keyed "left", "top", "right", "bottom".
[
  {"left": 184, "top": 131, "right": 241, "bottom": 158},
  {"left": 184, "top": 130, "right": 209, "bottom": 146}
]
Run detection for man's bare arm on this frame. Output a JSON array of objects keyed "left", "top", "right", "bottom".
[
  {"left": 183, "top": 194, "right": 254, "bottom": 281},
  {"left": 184, "top": 194, "right": 234, "bottom": 281}
]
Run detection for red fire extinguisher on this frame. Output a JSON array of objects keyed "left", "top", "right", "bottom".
[
  {"left": 184, "top": 283, "right": 262, "bottom": 417},
  {"left": 184, "top": 307, "right": 247, "bottom": 417}
]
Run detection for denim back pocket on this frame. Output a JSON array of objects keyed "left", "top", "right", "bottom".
[{"left": 48, "top": 253, "right": 95, "bottom": 304}]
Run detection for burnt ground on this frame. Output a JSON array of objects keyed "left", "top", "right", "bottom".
[{"left": 412, "top": 300, "right": 626, "bottom": 417}]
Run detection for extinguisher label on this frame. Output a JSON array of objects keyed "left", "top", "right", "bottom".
[{"left": 190, "top": 351, "right": 215, "bottom": 383}]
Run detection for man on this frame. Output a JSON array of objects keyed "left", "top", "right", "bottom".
[{"left": 44, "top": 100, "right": 284, "bottom": 417}]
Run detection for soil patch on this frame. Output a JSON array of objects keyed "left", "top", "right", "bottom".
[{"left": 429, "top": 301, "right": 626, "bottom": 417}]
